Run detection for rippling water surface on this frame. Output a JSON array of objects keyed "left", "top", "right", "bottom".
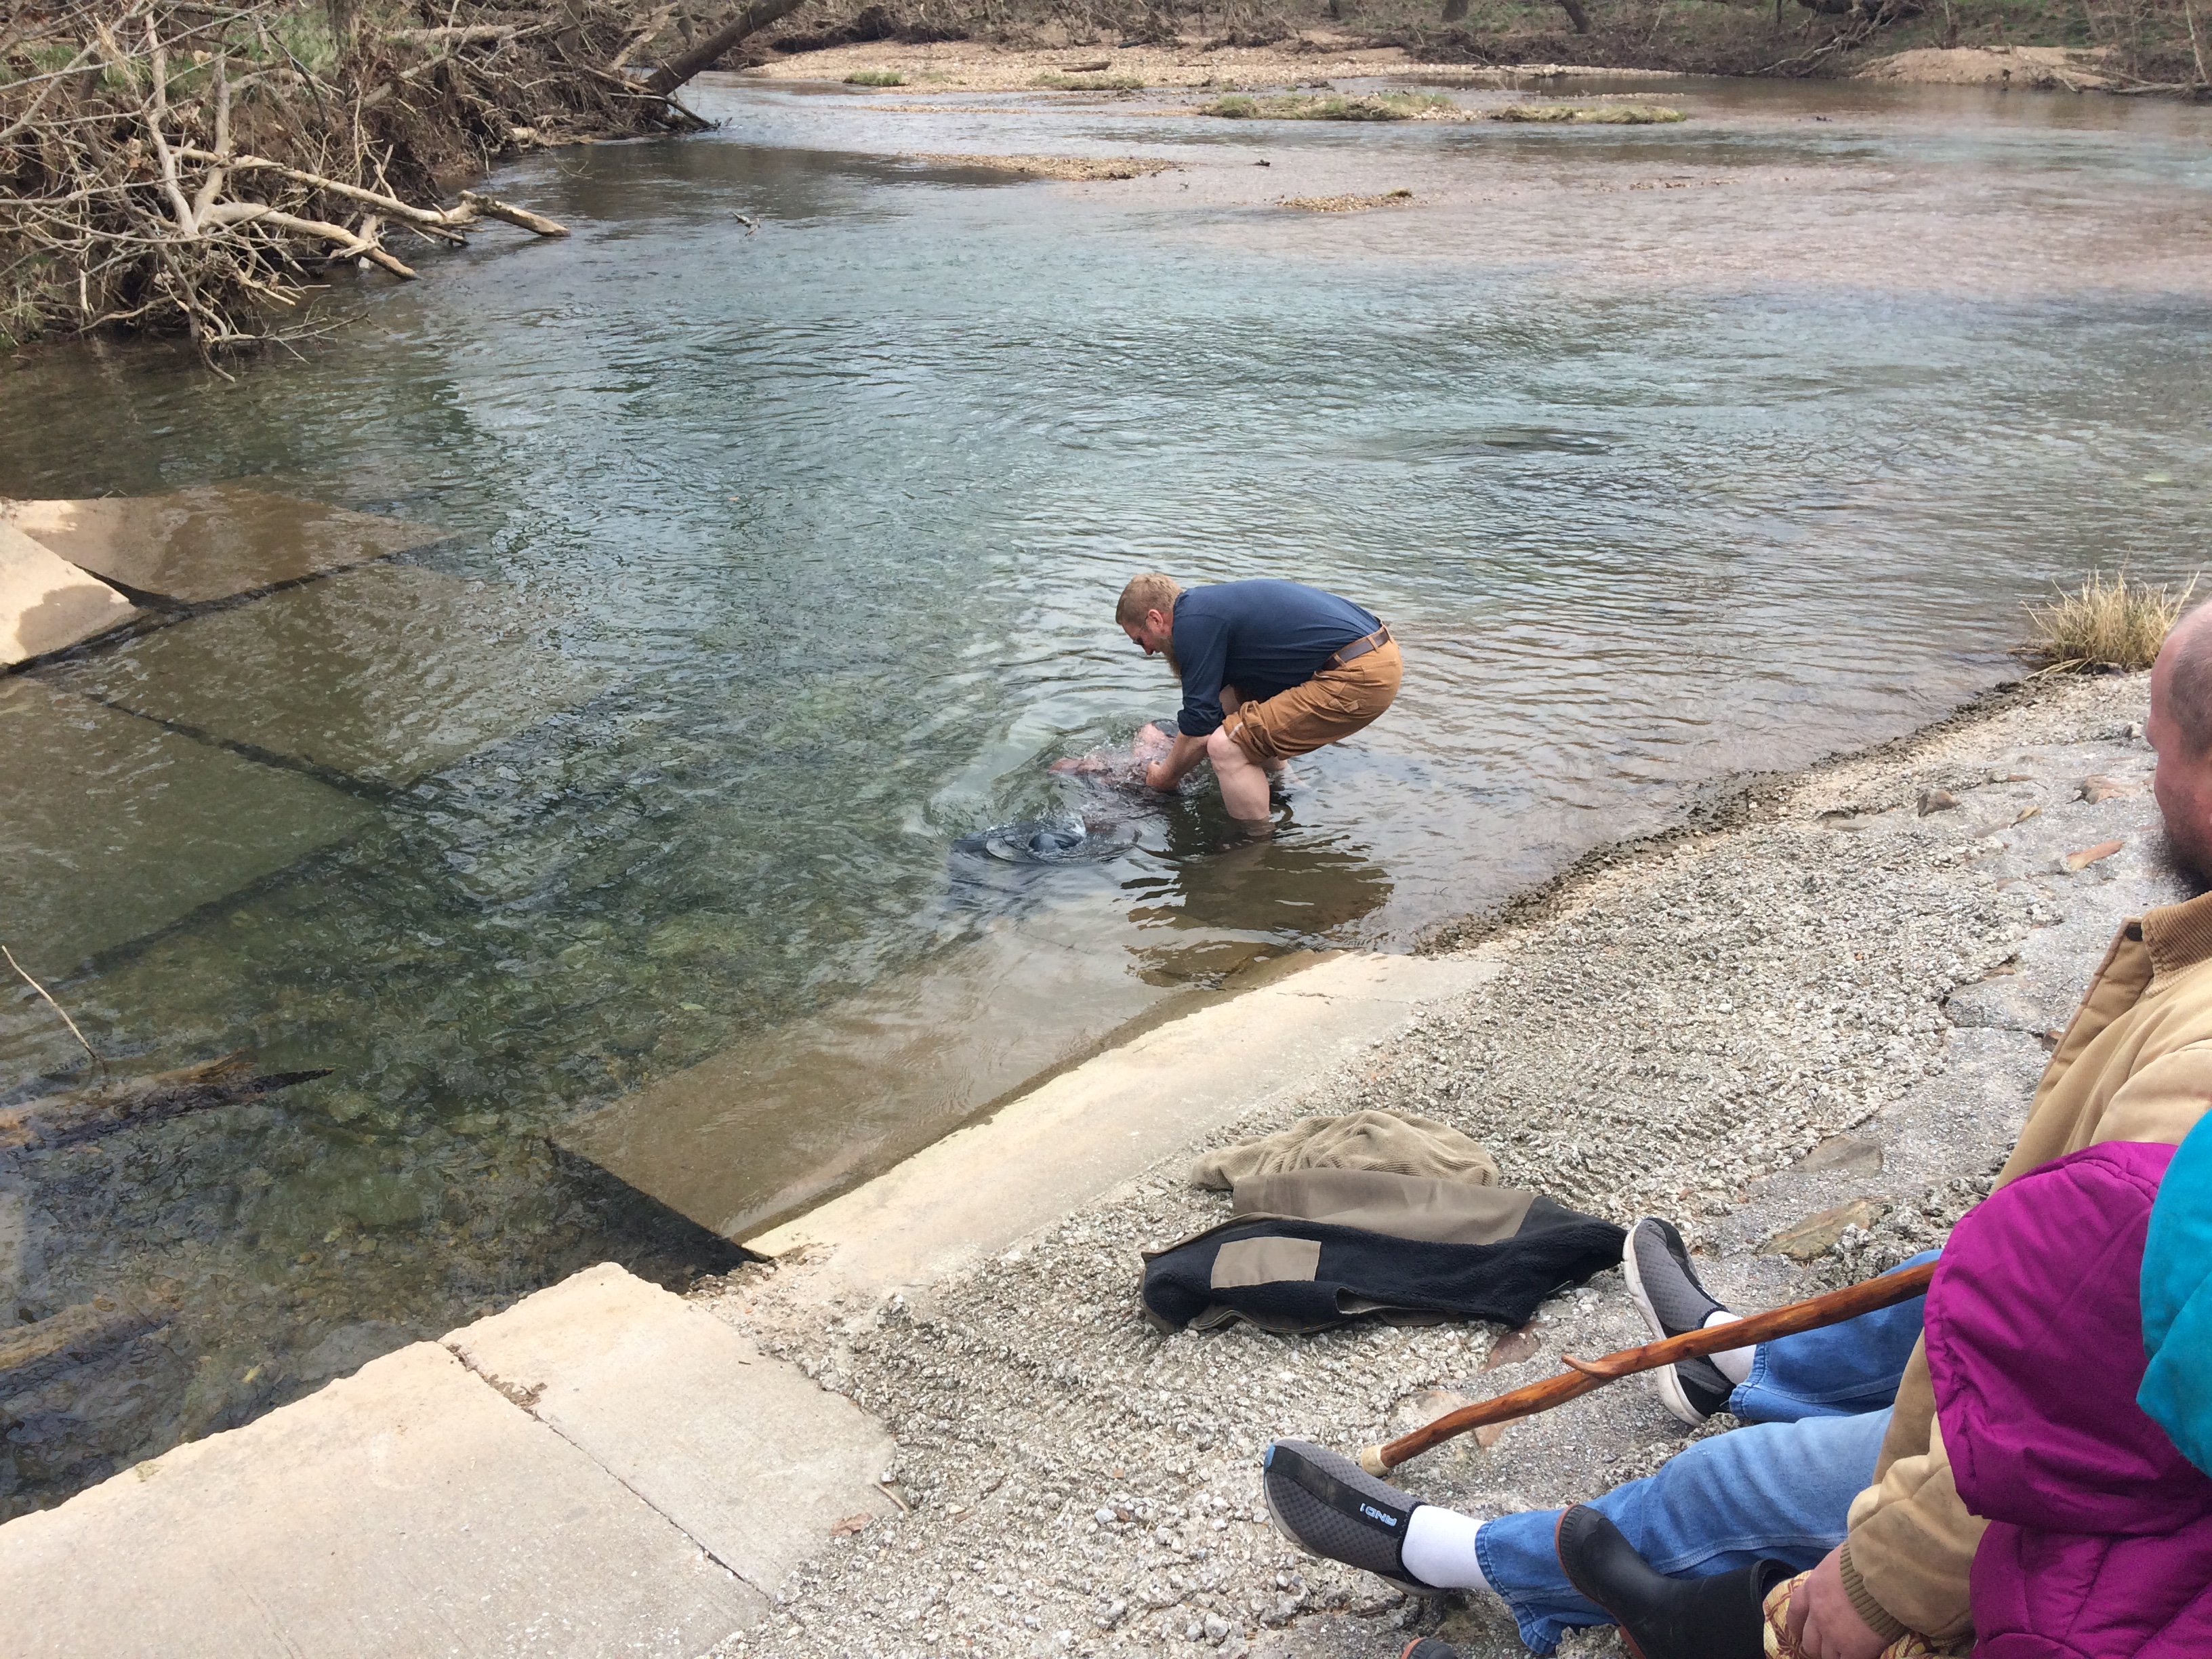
[{"left": 1, "top": 75, "right": 2208, "bottom": 1515}]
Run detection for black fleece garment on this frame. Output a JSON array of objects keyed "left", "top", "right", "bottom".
[{"left": 1141, "top": 1202, "right": 1626, "bottom": 1334}]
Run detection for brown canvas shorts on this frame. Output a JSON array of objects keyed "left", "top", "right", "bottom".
[{"left": 1223, "top": 639, "right": 1402, "bottom": 764}]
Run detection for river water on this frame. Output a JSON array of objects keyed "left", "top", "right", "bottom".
[{"left": 1, "top": 73, "right": 2207, "bottom": 1516}]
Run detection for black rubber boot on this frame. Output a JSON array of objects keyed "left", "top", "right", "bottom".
[{"left": 1555, "top": 1503, "right": 1790, "bottom": 1659}]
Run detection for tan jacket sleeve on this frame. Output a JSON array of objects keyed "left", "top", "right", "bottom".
[
  {"left": 1841, "top": 1395, "right": 1984, "bottom": 1645},
  {"left": 2083, "top": 1042, "right": 2212, "bottom": 1153}
]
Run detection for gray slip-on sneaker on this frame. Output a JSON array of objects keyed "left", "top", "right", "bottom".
[
  {"left": 1260, "top": 1439, "right": 1431, "bottom": 1593},
  {"left": 1622, "top": 1216, "right": 1737, "bottom": 1425}
]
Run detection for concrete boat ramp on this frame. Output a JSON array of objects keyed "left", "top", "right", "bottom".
[
  {"left": 0, "top": 951, "right": 1492, "bottom": 1656},
  {"left": 0, "top": 483, "right": 604, "bottom": 972}
]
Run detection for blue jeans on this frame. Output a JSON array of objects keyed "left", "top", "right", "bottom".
[{"left": 1475, "top": 1251, "right": 1938, "bottom": 1654}]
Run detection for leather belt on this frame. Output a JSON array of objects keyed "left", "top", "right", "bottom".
[{"left": 1324, "top": 623, "right": 1391, "bottom": 672}]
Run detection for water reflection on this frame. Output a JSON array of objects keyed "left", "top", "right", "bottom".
[{"left": 1132, "top": 827, "right": 1395, "bottom": 936}]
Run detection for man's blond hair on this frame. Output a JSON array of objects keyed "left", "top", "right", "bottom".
[{"left": 1117, "top": 573, "right": 1183, "bottom": 630}]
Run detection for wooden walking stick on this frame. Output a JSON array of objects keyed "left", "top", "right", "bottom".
[{"left": 1357, "top": 1258, "right": 1938, "bottom": 1476}]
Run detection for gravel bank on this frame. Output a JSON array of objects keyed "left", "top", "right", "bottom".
[{"left": 694, "top": 672, "right": 2173, "bottom": 1659}]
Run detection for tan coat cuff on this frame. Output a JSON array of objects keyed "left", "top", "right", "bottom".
[
  {"left": 1842, "top": 1416, "right": 1983, "bottom": 1643},
  {"left": 1838, "top": 1540, "right": 1910, "bottom": 1644}
]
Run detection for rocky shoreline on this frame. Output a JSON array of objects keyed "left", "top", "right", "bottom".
[{"left": 690, "top": 670, "right": 2173, "bottom": 1659}]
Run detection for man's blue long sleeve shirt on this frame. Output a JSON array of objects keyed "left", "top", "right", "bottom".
[{"left": 1172, "top": 579, "right": 1381, "bottom": 738}]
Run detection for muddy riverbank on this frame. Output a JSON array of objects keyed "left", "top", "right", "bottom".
[{"left": 691, "top": 669, "right": 2173, "bottom": 1659}]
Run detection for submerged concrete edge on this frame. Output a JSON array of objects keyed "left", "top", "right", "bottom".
[{"left": 742, "top": 947, "right": 1505, "bottom": 1304}]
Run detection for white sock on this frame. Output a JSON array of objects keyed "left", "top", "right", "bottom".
[
  {"left": 1705, "top": 1309, "right": 1755, "bottom": 1386},
  {"left": 1400, "top": 1506, "right": 1492, "bottom": 1594}
]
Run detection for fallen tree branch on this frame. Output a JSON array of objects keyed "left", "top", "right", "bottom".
[
  {"left": 457, "top": 189, "right": 569, "bottom": 236},
  {"left": 186, "top": 54, "right": 232, "bottom": 224},
  {"left": 197, "top": 199, "right": 417, "bottom": 275},
  {"left": 142, "top": 19, "right": 199, "bottom": 234},
  {"left": 0, "top": 1051, "right": 332, "bottom": 1157},
  {"left": 383, "top": 23, "right": 523, "bottom": 44},
  {"left": 180, "top": 147, "right": 462, "bottom": 230},
  {"left": 1, "top": 945, "right": 102, "bottom": 1078},
  {"left": 0, "top": 1295, "right": 178, "bottom": 1394},
  {"left": 647, "top": 0, "right": 815, "bottom": 94}
]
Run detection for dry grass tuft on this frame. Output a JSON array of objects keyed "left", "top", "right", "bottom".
[
  {"left": 2023, "top": 569, "right": 2200, "bottom": 672},
  {"left": 844, "top": 68, "right": 907, "bottom": 85}
]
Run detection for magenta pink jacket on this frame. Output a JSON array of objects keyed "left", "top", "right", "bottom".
[{"left": 1925, "top": 1140, "right": 2212, "bottom": 1658}]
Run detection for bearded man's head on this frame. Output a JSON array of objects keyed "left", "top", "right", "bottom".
[{"left": 2148, "top": 603, "right": 2212, "bottom": 882}]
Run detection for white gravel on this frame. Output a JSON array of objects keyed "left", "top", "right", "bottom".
[{"left": 695, "top": 672, "right": 2174, "bottom": 1659}]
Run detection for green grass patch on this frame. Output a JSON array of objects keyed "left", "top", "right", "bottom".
[
  {"left": 843, "top": 68, "right": 907, "bottom": 85},
  {"left": 1492, "top": 103, "right": 1687, "bottom": 124},
  {"left": 1033, "top": 73, "right": 1145, "bottom": 91},
  {"left": 1200, "top": 91, "right": 1457, "bottom": 121}
]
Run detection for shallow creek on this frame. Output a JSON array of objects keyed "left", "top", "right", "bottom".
[{"left": 0, "top": 73, "right": 2207, "bottom": 1517}]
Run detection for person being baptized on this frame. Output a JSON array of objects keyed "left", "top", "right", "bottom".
[{"left": 1049, "top": 720, "right": 1177, "bottom": 787}]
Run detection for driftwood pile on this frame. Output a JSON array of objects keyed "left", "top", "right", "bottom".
[{"left": 0, "top": 0, "right": 764, "bottom": 354}]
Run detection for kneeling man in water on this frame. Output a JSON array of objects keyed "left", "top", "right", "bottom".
[{"left": 1117, "top": 572, "right": 1401, "bottom": 837}]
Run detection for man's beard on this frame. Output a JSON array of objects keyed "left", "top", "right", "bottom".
[
  {"left": 2154, "top": 823, "right": 2212, "bottom": 895},
  {"left": 1160, "top": 638, "right": 1180, "bottom": 678}
]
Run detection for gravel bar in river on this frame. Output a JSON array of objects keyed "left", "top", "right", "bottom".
[{"left": 691, "top": 671, "right": 2173, "bottom": 1659}]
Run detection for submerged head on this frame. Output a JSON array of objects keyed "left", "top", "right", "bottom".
[
  {"left": 1117, "top": 573, "right": 1183, "bottom": 671},
  {"left": 2148, "top": 603, "right": 2212, "bottom": 878}
]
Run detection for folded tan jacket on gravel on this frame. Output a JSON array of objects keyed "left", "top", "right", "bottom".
[
  {"left": 1840, "top": 888, "right": 2212, "bottom": 1646},
  {"left": 1187, "top": 1109, "right": 1499, "bottom": 1191}
]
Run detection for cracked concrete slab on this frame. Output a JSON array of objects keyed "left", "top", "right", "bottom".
[
  {"left": 743, "top": 949, "right": 1502, "bottom": 1303},
  {"left": 447, "top": 1263, "right": 897, "bottom": 1596},
  {"left": 0, "top": 1336, "right": 764, "bottom": 1658},
  {"left": 2, "top": 485, "right": 449, "bottom": 605},
  {"left": 0, "top": 1264, "right": 912, "bottom": 1658}
]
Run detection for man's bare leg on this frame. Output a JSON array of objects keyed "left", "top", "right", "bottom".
[
  {"left": 1206, "top": 726, "right": 1275, "bottom": 832},
  {"left": 1215, "top": 689, "right": 1287, "bottom": 791}
]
